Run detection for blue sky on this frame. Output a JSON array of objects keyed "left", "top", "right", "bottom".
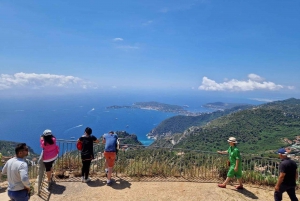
[{"left": 0, "top": 0, "right": 300, "bottom": 101}]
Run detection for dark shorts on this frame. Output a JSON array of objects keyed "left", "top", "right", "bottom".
[
  {"left": 8, "top": 189, "right": 29, "bottom": 201},
  {"left": 43, "top": 160, "right": 55, "bottom": 172}
]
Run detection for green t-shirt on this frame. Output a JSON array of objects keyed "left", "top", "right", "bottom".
[{"left": 227, "top": 146, "right": 242, "bottom": 168}]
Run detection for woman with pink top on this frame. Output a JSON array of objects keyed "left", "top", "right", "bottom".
[{"left": 40, "top": 129, "right": 59, "bottom": 187}]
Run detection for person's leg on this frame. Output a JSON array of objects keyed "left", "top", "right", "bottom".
[
  {"left": 286, "top": 187, "right": 298, "bottom": 201},
  {"left": 84, "top": 160, "right": 91, "bottom": 180},
  {"left": 8, "top": 190, "right": 29, "bottom": 201},
  {"left": 81, "top": 160, "right": 85, "bottom": 181},
  {"left": 218, "top": 167, "right": 234, "bottom": 187},
  {"left": 105, "top": 152, "right": 116, "bottom": 184},
  {"left": 274, "top": 185, "right": 286, "bottom": 201}
]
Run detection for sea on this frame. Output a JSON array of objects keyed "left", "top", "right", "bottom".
[{"left": 0, "top": 92, "right": 262, "bottom": 154}]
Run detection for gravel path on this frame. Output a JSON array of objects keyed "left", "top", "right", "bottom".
[{"left": 1, "top": 177, "right": 299, "bottom": 201}]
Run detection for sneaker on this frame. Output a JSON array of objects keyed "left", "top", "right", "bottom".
[
  {"left": 81, "top": 177, "right": 85, "bottom": 182},
  {"left": 84, "top": 178, "right": 91, "bottom": 183},
  {"left": 107, "top": 180, "right": 112, "bottom": 186}
]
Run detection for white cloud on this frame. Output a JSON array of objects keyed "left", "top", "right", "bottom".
[
  {"left": 113, "top": 38, "right": 123, "bottom": 42},
  {"left": 116, "top": 45, "right": 139, "bottom": 50},
  {"left": 0, "top": 72, "right": 97, "bottom": 90},
  {"left": 247, "top": 73, "right": 264, "bottom": 82},
  {"left": 198, "top": 74, "right": 287, "bottom": 91}
]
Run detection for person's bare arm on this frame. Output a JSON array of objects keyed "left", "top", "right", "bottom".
[
  {"left": 217, "top": 150, "right": 228, "bottom": 154},
  {"left": 275, "top": 172, "right": 285, "bottom": 191}
]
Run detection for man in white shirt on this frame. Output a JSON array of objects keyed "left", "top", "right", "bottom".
[{"left": 2, "top": 143, "right": 30, "bottom": 201}]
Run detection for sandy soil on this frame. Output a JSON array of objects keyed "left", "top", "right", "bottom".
[{"left": 1, "top": 177, "right": 299, "bottom": 201}]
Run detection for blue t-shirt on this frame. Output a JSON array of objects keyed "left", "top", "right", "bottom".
[{"left": 103, "top": 133, "right": 118, "bottom": 152}]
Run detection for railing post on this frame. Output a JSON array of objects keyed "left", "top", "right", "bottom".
[{"left": 35, "top": 151, "right": 45, "bottom": 195}]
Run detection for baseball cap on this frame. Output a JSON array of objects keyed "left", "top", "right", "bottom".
[
  {"left": 43, "top": 129, "right": 52, "bottom": 136},
  {"left": 277, "top": 148, "right": 287, "bottom": 154}
]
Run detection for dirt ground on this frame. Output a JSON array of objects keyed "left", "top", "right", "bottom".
[{"left": 1, "top": 177, "right": 299, "bottom": 201}]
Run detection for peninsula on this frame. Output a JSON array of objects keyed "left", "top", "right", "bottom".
[{"left": 106, "top": 101, "right": 202, "bottom": 116}]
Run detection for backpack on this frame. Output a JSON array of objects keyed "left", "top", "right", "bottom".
[{"left": 76, "top": 141, "right": 83, "bottom": 151}]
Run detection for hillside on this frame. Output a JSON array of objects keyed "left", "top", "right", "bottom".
[
  {"left": 152, "top": 98, "right": 300, "bottom": 154},
  {"left": 0, "top": 140, "right": 39, "bottom": 160},
  {"left": 148, "top": 104, "right": 252, "bottom": 139}
]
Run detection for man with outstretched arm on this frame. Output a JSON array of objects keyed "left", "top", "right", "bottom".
[
  {"left": 274, "top": 148, "right": 298, "bottom": 201},
  {"left": 2, "top": 143, "right": 31, "bottom": 201},
  {"left": 102, "top": 131, "right": 118, "bottom": 186}
]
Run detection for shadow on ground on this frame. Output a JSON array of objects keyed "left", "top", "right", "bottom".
[
  {"left": 109, "top": 177, "right": 131, "bottom": 190},
  {"left": 232, "top": 187, "right": 259, "bottom": 199},
  {"left": 38, "top": 182, "right": 66, "bottom": 201},
  {"left": 87, "top": 179, "right": 106, "bottom": 187}
]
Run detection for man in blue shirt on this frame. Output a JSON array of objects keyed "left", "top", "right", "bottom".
[{"left": 102, "top": 131, "right": 118, "bottom": 185}]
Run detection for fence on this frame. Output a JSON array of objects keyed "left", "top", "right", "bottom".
[
  {"left": 52, "top": 139, "right": 290, "bottom": 185},
  {"left": 0, "top": 139, "right": 293, "bottom": 195}
]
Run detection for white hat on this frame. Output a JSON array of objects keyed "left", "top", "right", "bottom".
[
  {"left": 43, "top": 129, "right": 52, "bottom": 136},
  {"left": 227, "top": 137, "right": 238, "bottom": 143}
]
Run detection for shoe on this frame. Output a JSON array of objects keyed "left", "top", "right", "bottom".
[
  {"left": 217, "top": 184, "right": 226, "bottom": 188},
  {"left": 81, "top": 177, "right": 85, "bottom": 182},
  {"left": 84, "top": 178, "right": 91, "bottom": 183},
  {"left": 235, "top": 185, "right": 244, "bottom": 190},
  {"left": 107, "top": 180, "right": 112, "bottom": 186}
]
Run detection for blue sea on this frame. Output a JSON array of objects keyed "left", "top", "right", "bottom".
[{"left": 0, "top": 92, "right": 262, "bottom": 154}]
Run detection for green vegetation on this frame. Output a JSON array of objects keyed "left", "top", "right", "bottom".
[
  {"left": 116, "top": 131, "right": 143, "bottom": 145},
  {"left": 153, "top": 98, "right": 300, "bottom": 154},
  {"left": 0, "top": 140, "right": 38, "bottom": 160},
  {"left": 149, "top": 105, "right": 252, "bottom": 137}
]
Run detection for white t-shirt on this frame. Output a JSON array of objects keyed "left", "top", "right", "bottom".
[{"left": 2, "top": 157, "right": 30, "bottom": 191}]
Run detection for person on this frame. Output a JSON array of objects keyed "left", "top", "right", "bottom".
[
  {"left": 40, "top": 129, "right": 59, "bottom": 189},
  {"left": 217, "top": 137, "right": 243, "bottom": 189},
  {"left": 2, "top": 143, "right": 31, "bottom": 201},
  {"left": 0, "top": 152, "right": 11, "bottom": 189},
  {"left": 78, "top": 127, "right": 99, "bottom": 183},
  {"left": 103, "top": 131, "right": 118, "bottom": 185},
  {"left": 274, "top": 148, "right": 298, "bottom": 201}
]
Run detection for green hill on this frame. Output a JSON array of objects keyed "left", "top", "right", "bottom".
[
  {"left": 152, "top": 98, "right": 300, "bottom": 154},
  {"left": 148, "top": 104, "right": 252, "bottom": 138},
  {"left": 0, "top": 140, "right": 39, "bottom": 160}
]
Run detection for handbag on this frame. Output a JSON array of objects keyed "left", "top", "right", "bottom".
[{"left": 76, "top": 141, "right": 83, "bottom": 151}]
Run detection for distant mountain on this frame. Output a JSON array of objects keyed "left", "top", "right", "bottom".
[{"left": 151, "top": 98, "right": 300, "bottom": 154}]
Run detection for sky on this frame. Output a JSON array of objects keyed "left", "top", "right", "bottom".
[{"left": 0, "top": 0, "right": 300, "bottom": 101}]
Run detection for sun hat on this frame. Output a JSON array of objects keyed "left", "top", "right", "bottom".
[
  {"left": 277, "top": 148, "right": 287, "bottom": 155},
  {"left": 43, "top": 129, "right": 52, "bottom": 136},
  {"left": 227, "top": 137, "right": 238, "bottom": 143}
]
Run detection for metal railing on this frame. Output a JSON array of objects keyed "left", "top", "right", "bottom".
[{"left": 19, "top": 139, "right": 297, "bottom": 195}]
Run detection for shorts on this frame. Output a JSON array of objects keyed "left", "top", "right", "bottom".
[
  {"left": 104, "top": 152, "right": 116, "bottom": 168},
  {"left": 8, "top": 189, "right": 29, "bottom": 201},
  {"left": 43, "top": 160, "right": 55, "bottom": 172},
  {"left": 227, "top": 167, "right": 242, "bottom": 178}
]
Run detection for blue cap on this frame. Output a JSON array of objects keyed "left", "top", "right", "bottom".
[{"left": 277, "top": 148, "right": 286, "bottom": 154}]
